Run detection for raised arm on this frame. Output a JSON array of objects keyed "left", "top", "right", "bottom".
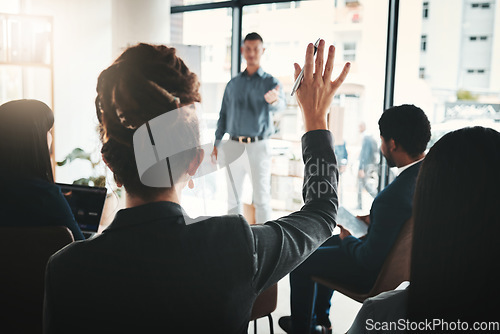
[{"left": 249, "top": 40, "right": 350, "bottom": 292}]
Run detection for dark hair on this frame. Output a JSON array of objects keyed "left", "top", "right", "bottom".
[
  {"left": 96, "top": 43, "right": 201, "bottom": 200},
  {"left": 0, "top": 99, "right": 54, "bottom": 182},
  {"left": 244, "top": 32, "right": 263, "bottom": 43},
  {"left": 378, "top": 104, "right": 431, "bottom": 157},
  {"left": 408, "top": 126, "right": 500, "bottom": 322}
]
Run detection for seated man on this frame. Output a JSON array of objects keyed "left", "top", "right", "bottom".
[{"left": 279, "top": 104, "right": 431, "bottom": 334}]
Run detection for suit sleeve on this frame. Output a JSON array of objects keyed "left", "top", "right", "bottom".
[
  {"left": 340, "top": 198, "right": 410, "bottom": 271},
  {"left": 50, "top": 187, "right": 84, "bottom": 241},
  {"left": 214, "top": 85, "right": 230, "bottom": 147},
  {"left": 248, "top": 130, "right": 338, "bottom": 293}
]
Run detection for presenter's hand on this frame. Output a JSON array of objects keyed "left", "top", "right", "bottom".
[
  {"left": 211, "top": 146, "right": 218, "bottom": 164},
  {"left": 294, "top": 40, "right": 350, "bottom": 132},
  {"left": 264, "top": 85, "right": 280, "bottom": 104},
  {"left": 338, "top": 225, "right": 352, "bottom": 240}
]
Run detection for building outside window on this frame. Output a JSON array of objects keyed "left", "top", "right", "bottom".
[
  {"left": 343, "top": 42, "right": 357, "bottom": 61},
  {"left": 419, "top": 67, "right": 425, "bottom": 79},
  {"left": 397, "top": 0, "right": 500, "bottom": 153},
  {"left": 421, "top": 35, "right": 427, "bottom": 51},
  {"left": 422, "top": 1, "right": 429, "bottom": 18}
]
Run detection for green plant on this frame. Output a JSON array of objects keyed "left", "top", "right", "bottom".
[
  {"left": 457, "top": 89, "right": 478, "bottom": 101},
  {"left": 56, "top": 148, "right": 106, "bottom": 187}
]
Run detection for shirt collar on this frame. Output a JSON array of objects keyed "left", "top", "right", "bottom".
[
  {"left": 243, "top": 67, "right": 264, "bottom": 77},
  {"left": 103, "top": 201, "right": 185, "bottom": 232},
  {"left": 396, "top": 157, "right": 424, "bottom": 176}
]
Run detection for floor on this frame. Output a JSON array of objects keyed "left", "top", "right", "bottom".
[{"left": 248, "top": 275, "right": 362, "bottom": 334}]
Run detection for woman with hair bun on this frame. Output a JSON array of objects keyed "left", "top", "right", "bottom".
[
  {"left": 44, "top": 41, "right": 350, "bottom": 333},
  {"left": 0, "top": 99, "right": 84, "bottom": 240}
]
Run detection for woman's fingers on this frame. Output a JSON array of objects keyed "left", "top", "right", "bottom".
[
  {"left": 314, "top": 39, "right": 325, "bottom": 82},
  {"left": 303, "top": 43, "right": 315, "bottom": 83},
  {"left": 332, "top": 62, "right": 351, "bottom": 90},
  {"left": 293, "top": 63, "right": 302, "bottom": 81},
  {"left": 323, "top": 45, "right": 335, "bottom": 83}
]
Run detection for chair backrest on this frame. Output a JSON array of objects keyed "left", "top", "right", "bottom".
[
  {"left": 0, "top": 226, "right": 74, "bottom": 334},
  {"left": 250, "top": 283, "right": 278, "bottom": 321},
  {"left": 368, "top": 218, "right": 413, "bottom": 295}
]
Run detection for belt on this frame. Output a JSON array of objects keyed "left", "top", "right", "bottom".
[{"left": 230, "top": 136, "right": 264, "bottom": 143}]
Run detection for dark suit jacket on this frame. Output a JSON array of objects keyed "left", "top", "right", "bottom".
[
  {"left": 43, "top": 130, "right": 338, "bottom": 334},
  {"left": 342, "top": 161, "right": 422, "bottom": 272}
]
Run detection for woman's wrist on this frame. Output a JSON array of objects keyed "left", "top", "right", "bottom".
[{"left": 304, "top": 119, "right": 328, "bottom": 132}]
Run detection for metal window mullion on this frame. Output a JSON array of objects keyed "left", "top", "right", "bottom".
[
  {"left": 379, "top": 0, "right": 400, "bottom": 192},
  {"left": 231, "top": 4, "right": 242, "bottom": 77}
]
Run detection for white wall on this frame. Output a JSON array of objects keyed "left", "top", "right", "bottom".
[
  {"left": 111, "top": 0, "right": 171, "bottom": 59},
  {"left": 25, "top": 0, "right": 113, "bottom": 182},
  {"left": 23, "top": 0, "right": 170, "bottom": 183}
]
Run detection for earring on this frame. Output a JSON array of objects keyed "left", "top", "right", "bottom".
[{"left": 188, "top": 178, "right": 194, "bottom": 189}]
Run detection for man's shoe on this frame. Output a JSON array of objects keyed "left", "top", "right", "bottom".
[{"left": 278, "top": 316, "right": 292, "bottom": 333}]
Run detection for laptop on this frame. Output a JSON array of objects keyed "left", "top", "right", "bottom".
[{"left": 57, "top": 183, "right": 107, "bottom": 239}]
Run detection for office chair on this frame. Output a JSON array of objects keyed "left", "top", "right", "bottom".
[
  {"left": 312, "top": 218, "right": 413, "bottom": 303},
  {"left": 250, "top": 283, "right": 278, "bottom": 334},
  {"left": 0, "top": 226, "right": 74, "bottom": 334}
]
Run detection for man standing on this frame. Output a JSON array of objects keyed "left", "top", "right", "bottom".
[
  {"left": 212, "top": 32, "right": 285, "bottom": 224},
  {"left": 279, "top": 105, "right": 431, "bottom": 334}
]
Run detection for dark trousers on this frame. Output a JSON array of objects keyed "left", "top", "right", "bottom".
[{"left": 289, "top": 235, "right": 376, "bottom": 333}]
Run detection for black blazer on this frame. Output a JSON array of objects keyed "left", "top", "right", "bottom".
[{"left": 43, "top": 130, "right": 338, "bottom": 334}]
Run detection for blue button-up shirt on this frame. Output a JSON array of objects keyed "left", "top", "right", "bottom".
[{"left": 214, "top": 67, "right": 285, "bottom": 146}]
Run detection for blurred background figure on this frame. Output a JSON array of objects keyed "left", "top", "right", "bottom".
[
  {"left": 334, "top": 141, "right": 348, "bottom": 203},
  {"left": 357, "top": 121, "right": 379, "bottom": 210}
]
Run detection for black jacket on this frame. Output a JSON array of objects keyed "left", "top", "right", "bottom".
[{"left": 43, "top": 130, "right": 338, "bottom": 334}]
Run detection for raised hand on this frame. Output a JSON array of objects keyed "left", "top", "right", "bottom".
[{"left": 293, "top": 40, "right": 350, "bottom": 132}]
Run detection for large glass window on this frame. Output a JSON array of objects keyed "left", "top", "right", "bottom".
[
  {"left": 170, "top": 9, "right": 232, "bottom": 125},
  {"left": 240, "top": 0, "right": 389, "bottom": 214},
  {"left": 170, "top": 9, "right": 234, "bottom": 216},
  {"left": 395, "top": 0, "right": 500, "bottom": 151}
]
